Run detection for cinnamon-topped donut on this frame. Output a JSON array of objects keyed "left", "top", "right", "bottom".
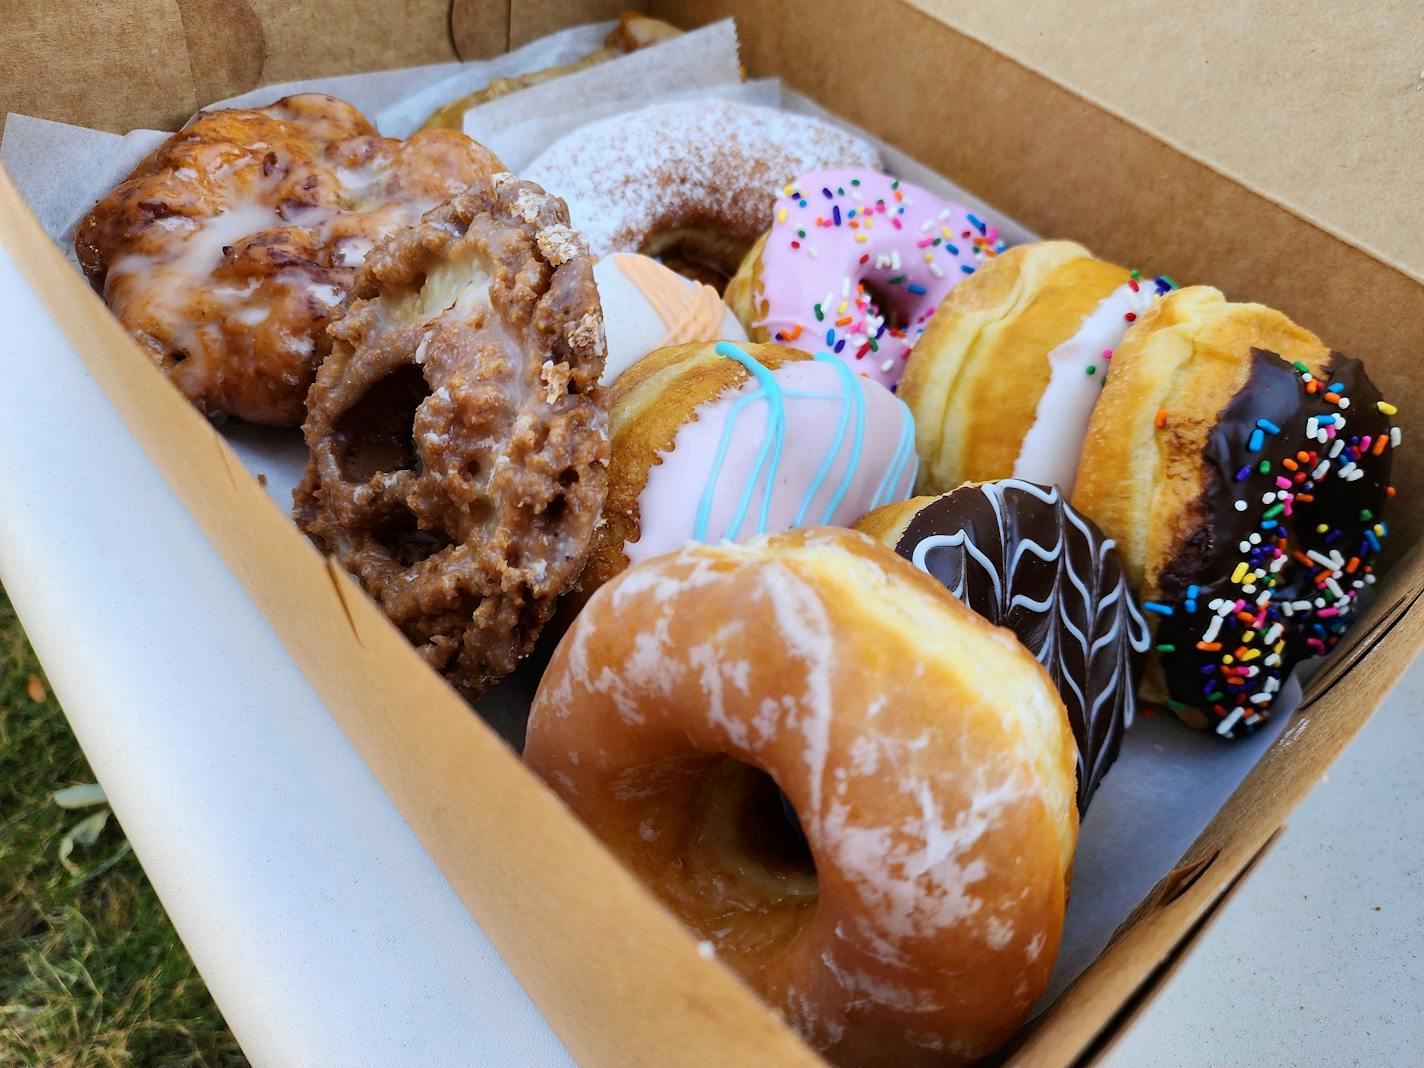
[
  {"left": 859, "top": 481, "right": 1149, "bottom": 812},
  {"left": 294, "top": 172, "right": 608, "bottom": 698},
  {"left": 524, "top": 100, "right": 880, "bottom": 286},
  {"left": 76, "top": 93, "right": 500, "bottom": 425},
  {"left": 725, "top": 169, "right": 1005, "bottom": 389},
  {"left": 526, "top": 527, "right": 1078, "bottom": 1067},
  {"left": 1073, "top": 287, "right": 1401, "bottom": 735}
]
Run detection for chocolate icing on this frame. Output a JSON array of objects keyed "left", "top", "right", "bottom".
[
  {"left": 1149, "top": 350, "right": 1395, "bottom": 737},
  {"left": 895, "top": 480, "right": 1149, "bottom": 813}
]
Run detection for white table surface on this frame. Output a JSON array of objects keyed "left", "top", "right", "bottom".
[{"left": 2, "top": 239, "right": 1421, "bottom": 1067}]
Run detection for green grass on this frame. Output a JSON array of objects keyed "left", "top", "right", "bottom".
[{"left": 0, "top": 584, "right": 246, "bottom": 1067}]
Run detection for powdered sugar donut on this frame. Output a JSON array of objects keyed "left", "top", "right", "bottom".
[
  {"left": 525, "top": 100, "right": 880, "bottom": 283},
  {"left": 593, "top": 253, "right": 745, "bottom": 385},
  {"left": 725, "top": 169, "right": 1005, "bottom": 390}
]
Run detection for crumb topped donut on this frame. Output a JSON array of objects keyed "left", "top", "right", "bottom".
[
  {"left": 524, "top": 100, "right": 880, "bottom": 286},
  {"left": 725, "top": 170, "right": 1004, "bottom": 389},
  {"left": 1073, "top": 287, "right": 1400, "bottom": 735},
  {"left": 899, "top": 240, "right": 1174, "bottom": 495},
  {"left": 859, "top": 482, "right": 1149, "bottom": 812},
  {"left": 294, "top": 172, "right": 608, "bottom": 698},
  {"left": 526, "top": 527, "right": 1078, "bottom": 1067},
  {"left": 76, "top": 93, "right": 500, "bottom": 425},
  {"left": 576, "top": 341, "right": 917, "bottom": 602}
]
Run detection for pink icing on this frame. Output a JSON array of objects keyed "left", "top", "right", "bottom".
[
  {"left": 625, "top": 355, "right": 917, "bottom": 563},
  {"left": 754, "top": 169, "right": 1005, "bottom": 390}
]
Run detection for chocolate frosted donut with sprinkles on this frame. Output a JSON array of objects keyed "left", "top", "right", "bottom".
[
  {"left": 725, "top": 169, "right": 1004, "bottom": 390},
  {"left": 1072, "top": 286, "right": 1400, "bottom": 737}
]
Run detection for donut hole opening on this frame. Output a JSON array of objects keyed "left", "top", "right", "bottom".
[
  {"left": 858, "top": 278, "right": 909, "bottom": 334},
  {"left": 640, "top": 228, "right": 752, "bottom": 293},
  {"left": 334, "top": 364, "right": 428, "bottom": 481},
  {"left": 699, "top": 757, "right": 818, "bottom": 898},
  {"left": 370, "top": 503, "right": 453, "bottom": 567}
]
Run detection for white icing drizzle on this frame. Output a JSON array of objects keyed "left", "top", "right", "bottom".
[
  {"left": 906, "top": 479, "right": 1151, "bottom": 808},
  {"left": 1012, "top": 279, "right": 1170, "bottom": 494}
]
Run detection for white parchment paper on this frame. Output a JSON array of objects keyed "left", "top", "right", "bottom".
[{"left": 0, "top": 17, "right": 1310, "bottom": 1017}]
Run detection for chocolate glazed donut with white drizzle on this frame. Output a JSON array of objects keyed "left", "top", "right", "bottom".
[{"left": 859, "top": 481, "right": 1150, "bottom": 812}]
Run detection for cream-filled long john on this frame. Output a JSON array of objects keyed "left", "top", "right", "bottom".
[{"left": 899, "top": 241, "right": 1174, "bottom": 496}]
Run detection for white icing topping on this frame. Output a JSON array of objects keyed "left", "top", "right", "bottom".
[
  {"left": 592, "top": 254, "right": 746, "bottom": 385},
  {"left": 1012, "top": 279, "right": 1169, "bottom": 494}
]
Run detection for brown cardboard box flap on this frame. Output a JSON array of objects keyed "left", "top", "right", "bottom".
[
  {"left": 2, "top": 0, "right": 475, "bottom": 132},
  {"left": 903, "top": 0, "right": 1424, "bottom": 286},
  {"left": 0, "top": 163, "right": 825, "bottom": 1068}
]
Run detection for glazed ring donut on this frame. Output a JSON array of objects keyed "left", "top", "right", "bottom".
[
  {"left": 526, "top": 527, "right": 1078, "bottom": 1067},
  {"left": 575, "top": 340, "right": 917, "bottom": 603},
  {"left": 724, "top": 169, "right": 1004, "bottom": 390},
  {"left": 1073, "top": 286, "right": 1400, "bottom": 735},
  {"left": 524, "top": 100, "right": 880, "bottom": 286},
  {"left": 858, "top": 481, "right": 1149, "bottom": 813},
  {"left": 294, "top": 173, "right": 609, "bottom": 699},
  {"left": 75, "top": 93, "right": 500, "bottom": 425},
  {"left": 898, "top": 240, "right": 1174, "bottom": 495}
]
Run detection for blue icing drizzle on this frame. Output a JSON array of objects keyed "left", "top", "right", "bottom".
[
  {"left": 872, "top": 400, "right": 919, "bottom": 510},
  {"left": 693, "top": 342, "right": 917, "bottom": 544}
]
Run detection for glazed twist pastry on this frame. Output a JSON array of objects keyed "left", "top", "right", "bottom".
[{"left": 420, "top": 13, "right": 682, "bottom": 131}]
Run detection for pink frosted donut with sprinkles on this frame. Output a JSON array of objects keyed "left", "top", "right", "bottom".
[{"left": 725, "top": 169, "right": 1005, "bottom": 390}]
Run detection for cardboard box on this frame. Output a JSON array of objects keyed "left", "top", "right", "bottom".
[{"left": 2, "top": 1, "right": 1421, "bottom": 1063}]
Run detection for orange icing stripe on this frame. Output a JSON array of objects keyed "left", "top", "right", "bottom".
[{"left": 614, "top": 254, "right": 728, "bottom": 347}]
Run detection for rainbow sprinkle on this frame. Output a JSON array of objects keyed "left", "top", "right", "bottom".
[{"left": 1150, "top": 356, "right": 1401, "bottom": 737}]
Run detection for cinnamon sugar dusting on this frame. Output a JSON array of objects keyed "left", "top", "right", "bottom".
[{"left": 525, "top": 100, "right": 881, "bottom": 259}]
